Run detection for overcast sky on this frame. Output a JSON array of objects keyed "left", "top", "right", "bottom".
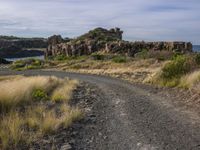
[{"left": 0, "top": 0, "right": 199, "bottom": 44}]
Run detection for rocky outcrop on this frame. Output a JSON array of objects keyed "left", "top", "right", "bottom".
[
  {"left": 0, "top": 57, "right": 10, "bottom": 64},
  {"left": 0, "top": 36, "right": 47, "bottom": 48},
  {"left": 45, "top": 27, "right": 193, "bottom": 58},
  {"left": 0, "top": 36, "right": 47, "bottom": 58}
]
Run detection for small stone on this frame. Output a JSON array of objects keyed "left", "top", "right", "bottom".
[
  {"left": 98, "top": 132, "right": 102, "bottom": 136},
  {"left": 60, "top": 143, "right": 72, "bottom": 150},
  {"left": 103, "top": 136, "right": 108, "bottom": 140}
]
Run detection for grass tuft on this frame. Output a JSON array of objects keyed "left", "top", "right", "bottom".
[
  {"left": 0, "top": 76, "right": 81, "bottom": 149},
  {"left": 51, "top": 79, "right": 79, "bottom": 102}
]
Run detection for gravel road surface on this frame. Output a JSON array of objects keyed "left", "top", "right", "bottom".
[{"left": 0, "top": 70, "right": 200, "bottom": 150}]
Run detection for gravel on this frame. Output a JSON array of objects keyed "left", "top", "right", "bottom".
[{"left": 1, "top": 70, "right": 200, "bottom": 150}]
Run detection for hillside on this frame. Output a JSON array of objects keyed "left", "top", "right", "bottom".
[{"left": 0, "top": 36, "right": 47, "bottom": 58}]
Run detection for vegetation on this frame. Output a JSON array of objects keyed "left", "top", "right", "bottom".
[
  {"left": 71, "top": 27, "right": 120, "bottom": 43},
  {"left": 49, "top": 52, "right": 200, "bottom": 91},
  {"left": 135, "top": 49, "right": 148, "bottom": 59},
  {"left": 150, "top": 53, "right": 200, "bottom": 87},
  {"left": 0, "top": 76, "right": 81, "bottom": 149},
  {"left": 32, "top": 89, "right": 48, "bottom": 101},
  {"left": 135, "top": 49, "right": 174, "bottom": 61},
  {"left": 54, "top": 54, "right": 69, "bottom": 61},
  {"left": 112, "top": 56, "right": 127, "bottom": 63},
  {"left": 161, "top": 55, "right": 190, "bottom": 79},
  {"left": 91, "top": 53, "right": 105, "bottom": 60},
  {"left": 11, "top": 58, "right": 44, "bottom": 70},
  {"left": 195, "top": 53, "right": 200, "bottom": 65}
]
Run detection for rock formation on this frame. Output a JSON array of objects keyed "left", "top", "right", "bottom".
[
  {"left": 0, "top": 57, "right": 10, "bottom": 64},
  {"left": 0, "top": 37, "right": 47, "bottom": 49},
  {"left": 45, "top": 27, "right": 193, "bottom": 58},
  {"left": 0, "top": 36, "right": 47, "bottom": 58}
]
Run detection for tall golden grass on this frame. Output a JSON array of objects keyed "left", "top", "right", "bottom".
[
  {"left": 0, "top": 76, "right": 81, "bottom": 149},
  {"left": 179, "top": 71, "right": 200, "bottom": 89},
  {"left": 51, "top": 79, "right": 79, "bottom": 102},
  {"left": 0, "top": 76, "right": 62, "bottom": 112}
]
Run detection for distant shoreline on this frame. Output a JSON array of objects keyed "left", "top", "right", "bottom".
[
  {"left": 4, "top": 55, "right": 44, "bottom": 62},
  {"left": 193, "top": 45, "right": 200, "bottom": 52},
  {"left": 1, "top": 49, "right": 44, "bottom": 59}
]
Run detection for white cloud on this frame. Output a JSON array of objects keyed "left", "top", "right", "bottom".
[{"left": 0, "top": 0, "right": 199, "bottom": 44}]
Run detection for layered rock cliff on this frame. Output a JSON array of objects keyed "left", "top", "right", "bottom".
[
  {"left": 0, "top": 36, "right": 47, "bottom": 58},
  {"left": 0, "top": 57, "right": 10, "bottom": 64},
  {"left": 45, "top": 27, "right": 193, "bottom": 58},
  {"left": 0, "top": 36, "right": 47, "bottom": 48}
]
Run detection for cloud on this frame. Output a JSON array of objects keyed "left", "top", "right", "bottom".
[{"left": 0, "top": 0, "right": 199, "bottom": 44}]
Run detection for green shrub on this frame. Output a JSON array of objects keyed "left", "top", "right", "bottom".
[
  {"left": 11, "top": 59, "right": 44, "bottom": 70},
  {"left": 147, "top": 50, "right": 174, "bottom": 61},
  {"left": 32, "top": 89, "right": 48, "bottom": 101},
  {"left": 171, "top": 52, "right": 183, "bottom": 60},
  {"left": 161, "top": 55, "right": 190, "bottom": 79},
  {"left": 112, "top": 56, "right": 127, "bottom": 63},
  {"left": 91, "top": 53, "right": 105, "bottom": 60},
  {"left": 195, "top": 53, "right": 200, "bottom": 65},
  {"left": 55, "top": 55, "right": 68, "bottom": 61},
  {"left": 32, "top": 60, "right": 42, "bottom": 66},
  {"left": 70, "top": 64, "right": 82, "bottom": 69},
  {"left": 135, "top": 49, "right": 148, "bottom": 59}
]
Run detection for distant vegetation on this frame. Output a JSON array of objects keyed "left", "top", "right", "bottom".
[
  {"left": 71, "top": 27, "right": 121, "bottom": 43},
  {"left": 11, "top": 59, "right": 44, "bottom": 70},
  {"left": 112, "top": 56, "right": 127, "bottom": 63},
  {"left": 0, "top": 35, "right": 46, "bottom": 41},
  {"left": 0, "top": 76, "right": 81, "bottom": 149}
]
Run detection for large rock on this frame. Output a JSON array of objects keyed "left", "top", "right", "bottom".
[{"left": 45, "top": 27, "right": 193, "bottom": 58}]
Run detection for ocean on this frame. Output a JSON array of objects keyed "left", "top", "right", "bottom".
[{"left": 193, "top": 45, "right": 200, "bottom": 52}]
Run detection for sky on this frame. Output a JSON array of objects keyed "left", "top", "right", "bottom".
[{"left": 0, "top": 0, "right": 199, "bottom": 44}]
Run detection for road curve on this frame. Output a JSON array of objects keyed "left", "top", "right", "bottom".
[{"left": 1, "top": 70, "right": 200, "bottom": 150}]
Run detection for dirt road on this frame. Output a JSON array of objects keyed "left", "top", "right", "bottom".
[{"left": 1, "top": 70, "right": 200, "bottom": 150}]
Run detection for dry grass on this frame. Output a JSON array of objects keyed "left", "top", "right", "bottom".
[
  {"left": 51, "top": 79, "right": 79, "bottom": 102},
  {"left": 55, "top": 58, "right": 163, "bottom": 83},
  {"left": 26, "top": 105, "right": 82, "bottom": 135},
  {"left": 0, "top": 112, "right": 25, "bottom": 149},
  {"left": 0, "top": 76, "right": 62, "bottom": 112},
  {"left": 0, "top": 75, "right": 23, "bottom": 82},
  {"left": 0, "top": 76, "right": 81, "bottom": 149},
  {"left": 179, "top": 71, "right": 200, "bottom": 89}
]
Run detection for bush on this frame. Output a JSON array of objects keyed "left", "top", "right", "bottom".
[
  {"left": 135, "top": 49, "right": 148, "bottom": 59},
  {"left": 112, "top": 56, "right": 127, "bottom": 63},
  {"left": 91, "top": 53, "right": 105, "bottom": 60},
  {"left": 32, "top": 89, "right": 48, "bottom": 101},
  {"left": 171, "top": 52, "right": 183, "bottom": 60},
  {"left": 161, "top": 55, "right": 190, "bottom": 79},
  {"left": 148, "top": 50, "right": 174, "bottom": 61},
  {"left": 11, "top": 59, "right": 44, "bottom": 70},
  {"left": 195, "top": 53, "right": 200, "bottom": 65},
  {"left": 54, "top": 54, "right": 68, "bottom": 61}
]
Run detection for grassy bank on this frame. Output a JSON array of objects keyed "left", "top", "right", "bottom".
[
  {"left": 148, "top": 53, "right": 200, "bottom": 89},
  {"left": 11, "top": 58, "right": 45, "bottom": 70},
  {"left": 11, "top": 50, "right": 200, "bottom": 91},
  {"left": 45, "top": 52, "right": 167, "bottom": 83},
  {"left": 0, "top": 75, "right": 82, "bottom": 149}
]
